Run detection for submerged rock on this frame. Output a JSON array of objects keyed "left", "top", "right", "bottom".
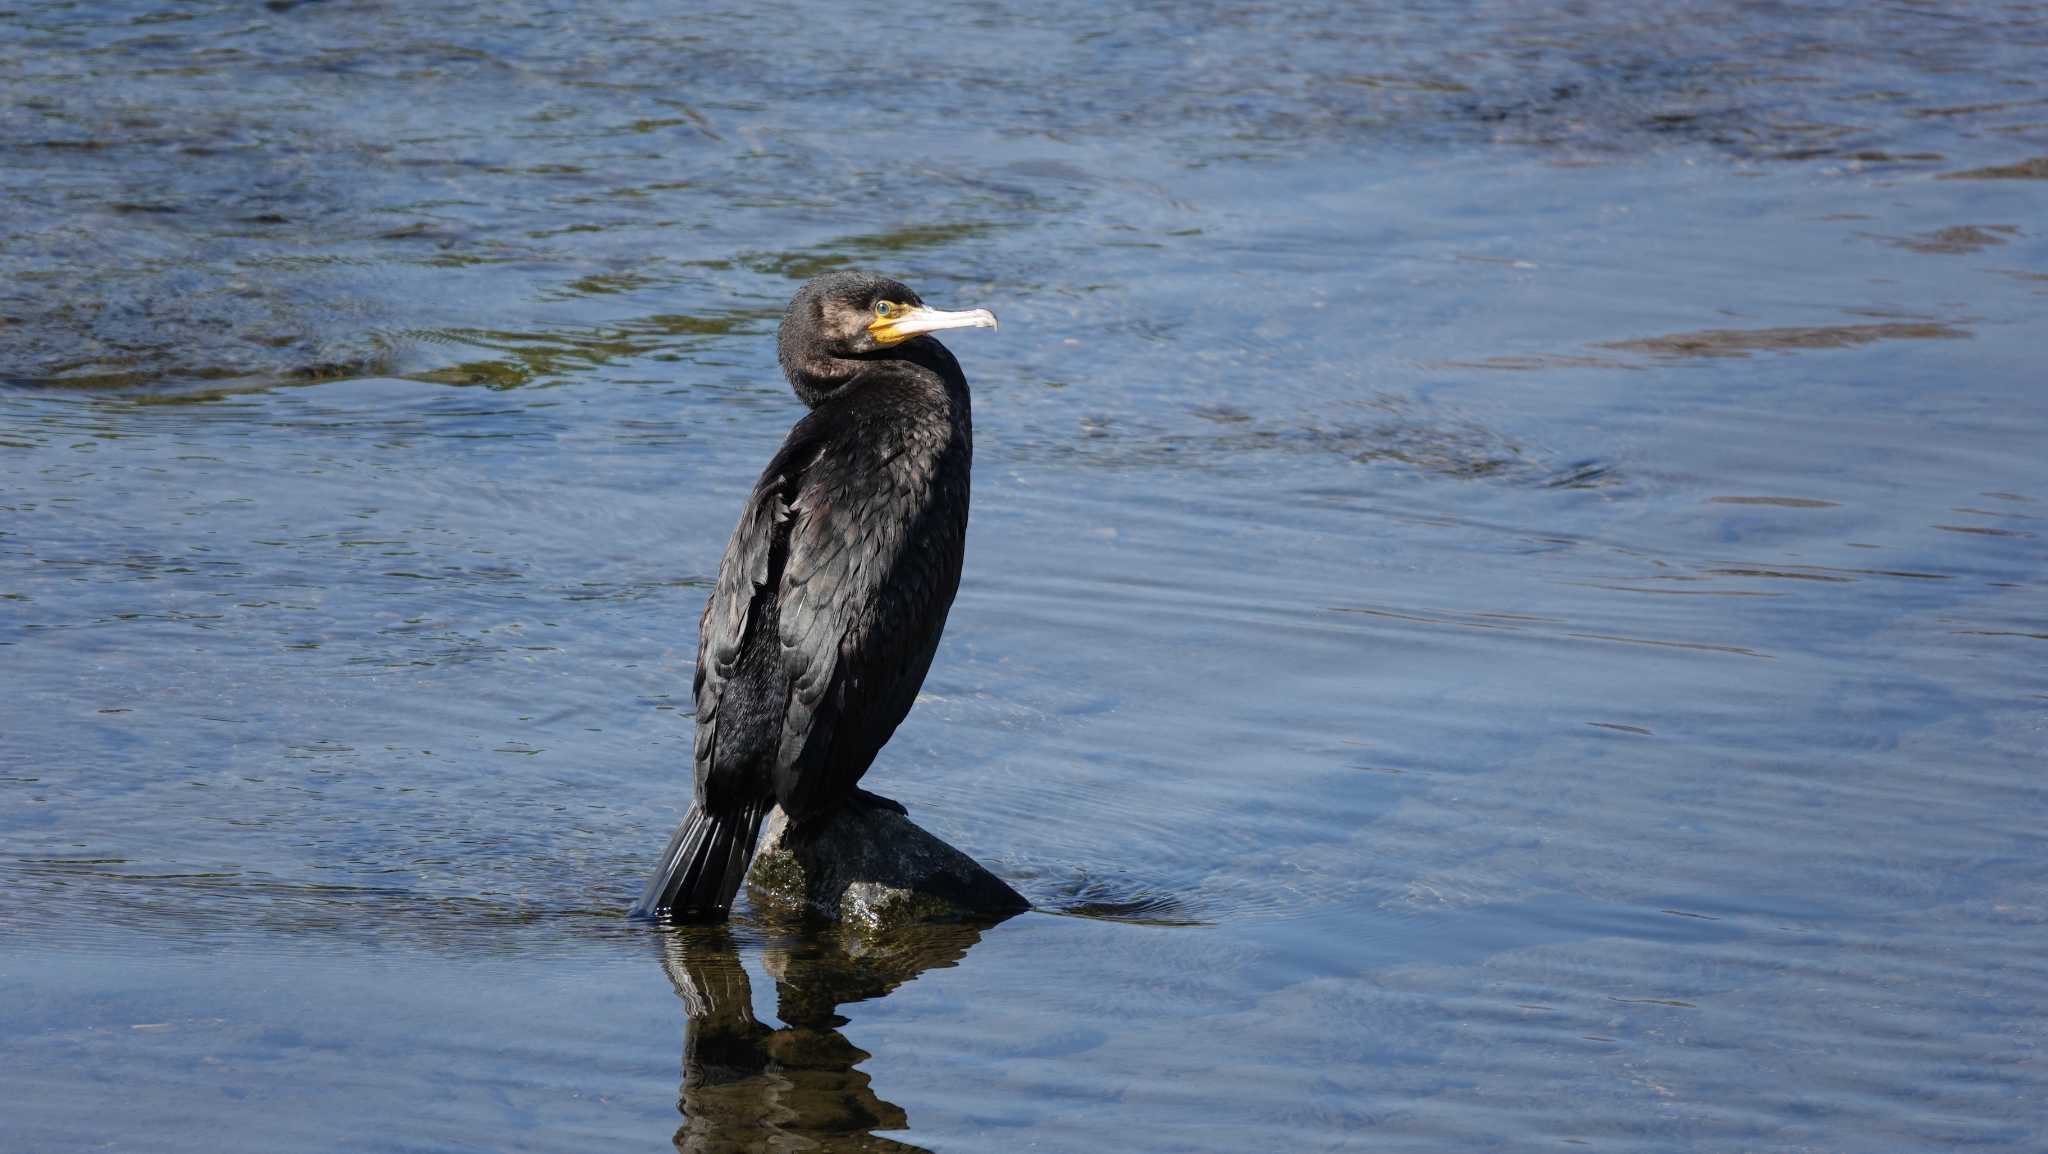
[{"left": 746, "top": 799, "right": 1028, "bottom": 929}]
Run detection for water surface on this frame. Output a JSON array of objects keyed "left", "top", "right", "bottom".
[{"left": 4, "top": 2, "right": 2047, "bottom": 1150}]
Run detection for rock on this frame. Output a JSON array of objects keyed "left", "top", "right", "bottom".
[{"left": 746, "top": 799, "right": 1029, "bottom": 930}]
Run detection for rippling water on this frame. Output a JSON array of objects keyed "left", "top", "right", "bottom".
[{"left": 4, "top": 2, "right": 2047, "bottom": 1150}]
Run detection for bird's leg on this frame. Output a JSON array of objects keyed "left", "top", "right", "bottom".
[{"left": 849, "top": 788, "right": 908, "bottom": 816}]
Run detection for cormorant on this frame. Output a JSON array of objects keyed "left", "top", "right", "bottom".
[{"left": 633, "top": 271, "right": 998, "bottom": 922}]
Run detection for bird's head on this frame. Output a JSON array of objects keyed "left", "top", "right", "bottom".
[{"left": 778, "top": 270, "right": 997, "bottom": 405}]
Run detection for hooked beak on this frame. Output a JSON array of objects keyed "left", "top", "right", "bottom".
[{"left": 867, "top": 304, "right": 999, "bottom": 346}]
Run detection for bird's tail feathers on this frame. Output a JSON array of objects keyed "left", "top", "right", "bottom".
[{"left": 632, "top": 801, "right": 769, "bottom": 922}]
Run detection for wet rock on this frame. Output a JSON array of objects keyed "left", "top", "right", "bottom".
[{"left": 746, "top": 799, "right": 1028, "bottom": 929}]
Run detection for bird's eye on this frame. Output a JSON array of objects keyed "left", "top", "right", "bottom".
[{"left": 875, "top": 301, "right": 895, "bottom": 318}]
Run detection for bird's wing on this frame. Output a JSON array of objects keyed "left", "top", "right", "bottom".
[
  {"left": 690, "top": 420, "right": 827, "bottom": 805},
  {"left": 771, "top": 415, "right": 966, "bottom": 819}
]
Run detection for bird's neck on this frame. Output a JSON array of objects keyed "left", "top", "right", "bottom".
[
  {"left": 785, "top": 340, "right": 964, "bottom": 410},
  {"left": 784, "top": 353, "right": 862, "bottom": 408}
]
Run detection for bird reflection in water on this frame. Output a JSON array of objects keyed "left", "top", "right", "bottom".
[{"left": 658, "top": 917, "right": 1010, "bottom": 1153}]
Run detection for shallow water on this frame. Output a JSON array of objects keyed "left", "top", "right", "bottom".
[{"left": 4, "top": 1, "right": 2047, "bottom": 1150}]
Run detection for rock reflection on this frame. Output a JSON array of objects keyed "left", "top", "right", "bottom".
[{"left": 658, "top": 918, "right": 1007, "bottom": 1154}]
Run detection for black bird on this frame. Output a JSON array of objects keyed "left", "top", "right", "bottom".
[{"left": 633, "top": 271, "right": 998, "bottom": 922}]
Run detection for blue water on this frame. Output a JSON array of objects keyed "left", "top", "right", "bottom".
[{"left": 4, "top": 2, "right": 2046, "bottom": 1150}]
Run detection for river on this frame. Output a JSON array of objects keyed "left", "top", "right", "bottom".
[{"left": 3, "top": 2, "right": 2046, "bottom": 1150}]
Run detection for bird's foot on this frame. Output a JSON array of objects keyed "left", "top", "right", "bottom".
[{"left": 850, "top": 788, "right": 909, "bottom": 817}]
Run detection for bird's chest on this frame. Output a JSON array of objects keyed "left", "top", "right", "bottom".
[
  {"left": 846, "top": 396, "right": 969, "bottom": 515},
  {"left": 813, "top": 417, "right": 965, "bottom": 612}
]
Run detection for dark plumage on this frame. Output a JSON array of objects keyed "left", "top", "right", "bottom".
[{"left": 633, "top": 271, "right": 998, "bottom": 922}]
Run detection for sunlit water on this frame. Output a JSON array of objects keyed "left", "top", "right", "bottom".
[{"left": 4, "top": 2, "right": 2046, "bottom": 1150}]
